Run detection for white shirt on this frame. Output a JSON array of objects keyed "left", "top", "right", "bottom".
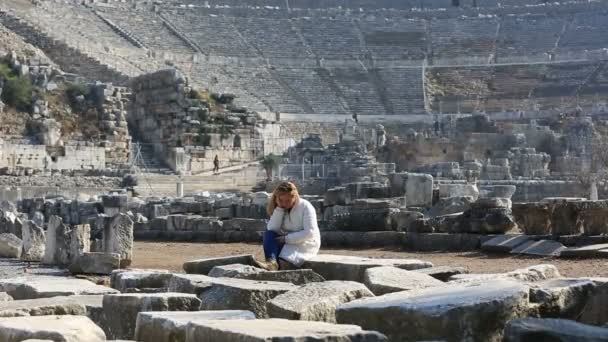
[{"left": 267, "top": 198, "right": 321, "bottom": 266}]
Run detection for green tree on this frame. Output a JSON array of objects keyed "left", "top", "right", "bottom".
[{"left": 261, "top": 153, "right": 282, "bottom": 181}]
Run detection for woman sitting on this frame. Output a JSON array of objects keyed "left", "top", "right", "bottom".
[{"left": 255, "top": 181, "right": 321, "bottom": 271}]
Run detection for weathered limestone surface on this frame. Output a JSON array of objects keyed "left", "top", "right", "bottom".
[
  {"left": 104, "top": 213, "right": 133, "bottom": 267},
  {"left": 0, "top": 295, "right": 102, "bottom": 317},
  {"left": 199, "top": 278, "right": 298, "bottom": 318},
  {"left": 21, "top": 221, "right": 45, "bottom": 261},
  {"left": 185, "top": 319, "right": 387, "bottom": 342},
  {"left": 111, "top": 269, "right": 172, "bottom": 292},
  {"left": 504, "top": 318, "right": 608, "bottom": 342},
  {"left": 512, "top": 202, "right": 551, "bottom": 235},
  {"left": 336, "top": 280, "right": 530, "bottom": 341},
  {"left": 0, "top": 233, "right": 21, "bottom": 259},
  {"left": 302, "top": 254, "right": 432, "bottom": 282},
  {"left": 363, "top": 266, "right": 444, "bottom": 295},
  {"left": 183, "top": 254, "right": 255, "bottom": 274},
  {"left": 267, "top": 281, "right": 373, "bottom": 322},
  {"left": 413, "top": 266, "right": 469, "bottom": 282},
  {"left": 529, "top": 278, "right": 595, "bottom": 319},
  {"left": 103, "top": 292, "right": 202, "bottom": 340},
  {"left": 0, "top": 276, "right": 118, "bottom": 300},
  {"left": 135, "top": 310, "right": 256, "bottom": 342},
  {"left": 481, "top": 235, "right": 530, "bottom": 253},
  {"left": 449, "top": 264, "right": 561, "bottom": 284},
  {"left": 69, "top": 252, "right": 120, "bottom": 275},
  {"left": 208, "top": 264, "right": 325, "bottom": 285},
  {"left": 0, "top": 315, "right": 106, "bottom": 342}
]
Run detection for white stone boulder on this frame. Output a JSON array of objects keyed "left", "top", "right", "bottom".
[
  {"left": 504, "top": 318, "right": 608, "bottom": 342},
  {"left": 336, "top": 280, "right": 530, "bottom": 341},
  {"left": 183, "top": 254, "right": 255, "bottom": 274},
  {"left": 103, "top": 292, "right": 201, "bottom": 340},
  {"left": 363, "top": 266, "right": 444, "bottom": 295},
  {"left": 302, "top": 254, "right": 432, "bottom": 282},
  {"left": 529, "top": 278, "right": 595, "bottom": 319},
  {"left": 21, "top": 220, "right": 45, "bottom": 262},
  {"left": 0, "top": 276, "right": 118, "bottom": 300},
  {"left": 0, "top": 315, "right": 106, "bottom": 341},
  {"left": 110, "top": 269, "right": 172, "bottom": 292},
  {"left": 0, "top": 233, "right": 22, "bottom": 259},
  {"left": 267, "top": 281, "right": 373, "bottom": 322},
  {"left": 449, "top": 264, "right": 561, "bottom": 284},
  {"left": 167, "top": 274, "right": 216, "bottom": 295},
  {"left": 199, "top": 278, "right": 298, "bottom": 318},
  {"left": 135, "top": 310, "right": 255, "bottom": 342},
  {"left": 103, "top": 213, "right": 134, "bottom": 267},
  {"left": 0, "top": 295, "right": 102, "bottom": 317},
  {"left": 208, "top": 264, "right": 325, "bottom": 285},
  {"left": 406, "top": 173, "right": 433, "bottom": 207},
  {"left": 185, "top": 319, "right": 387, "bottom": 342}
]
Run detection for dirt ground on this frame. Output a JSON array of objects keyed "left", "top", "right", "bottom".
[{"left": 132, "top": 241, "right": 608, "bottom": 278}]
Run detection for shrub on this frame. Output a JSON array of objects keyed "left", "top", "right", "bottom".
[{"left": 2, "top": 76, "right": 34, "bottom": 111}]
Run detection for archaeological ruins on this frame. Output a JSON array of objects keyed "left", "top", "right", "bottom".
[{"left": 0, "top": 0, "right": 605, "bottom": 340}]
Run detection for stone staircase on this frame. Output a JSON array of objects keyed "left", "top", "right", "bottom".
[
  {"left": 134, "top": 163, "right": 264, "bottom": 197},
  {"left": 131, "top": 144, "right": 172, "bottom": 174}
]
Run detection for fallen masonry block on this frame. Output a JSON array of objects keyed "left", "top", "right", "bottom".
[
  {"left": 0, "top": 276, "right": 118, "bottom": 300},
  {"left": 504, "top": 317, "right": 608, "bottom": 342},
  {"left": 208, "top": 264, "right": 325, "bottom": 285},
  {"left": 135, "top": 310, "right": 256, "bottom": 342},
  {"left": 103, "top": 292, "right": 201, "bottom": 340},
  {"left": 302, "top": 254, "right": 432, "bottom": 282},
  {"left": 0, "top": 315, "right": 106, "bottom": 341},
  {"left": 363, "top": 266, "right": 443, "bottom": 295},
  {"left": 529, "top": 278, "right": 595, "bottom": 319},
  {"left": 110, "top": 269, "right": 172, "bottom": 292},
  {"left": 481, "top": 235, "right": 530, "bottom": 253},
  {"left": 413, "top": 266, "right": 468, "bottom": 281},
  {"left": 0, "top": 295, "right": 102, "bottom": 318},
  {"left": 267, "top": 281, "right": 373, "bottom": 323},
  {"left": 199, "top": 277, "right": 298, "bottom": 318},
  {"left": 560, "top": 243, "right": 608, "bottom": 258},
  {"left": 183, "top": 254, "right": 256, "bottom": 274},
  {"left": 69, "top": 252, "right": 120, "bottom": 275},
  {"left": 0, "top": 233, "right": 22, "bottom": 259},
  {"left": 184, "top": 318, "right": 387, "bottom": 342},
  {"left": 336, "top": 280, "right": 530, "bottom": 341}
]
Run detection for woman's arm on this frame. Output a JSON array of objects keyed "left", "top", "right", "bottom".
[
  {"left": 266, "top": 207, "right": 285, "bottom": 233},
  {"left": 285, "top": 202, "right": 318, "bottom": 244}
]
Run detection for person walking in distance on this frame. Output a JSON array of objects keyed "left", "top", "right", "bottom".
[{"left": 213, "top": 155, "right": 219, "bottom": 174}]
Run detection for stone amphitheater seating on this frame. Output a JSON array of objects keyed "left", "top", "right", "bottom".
[
  {"left": 430, "top": 17, "right": 498, "bottom": 64},
  {"left": 496, "top": 15, "right": 564, "bottom": 63}
]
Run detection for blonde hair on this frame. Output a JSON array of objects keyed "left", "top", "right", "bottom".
[{"left": 267, "top": 181, "right": 300, "bottom": 216}]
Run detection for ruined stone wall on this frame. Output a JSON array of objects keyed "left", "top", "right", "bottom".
[{"left": 0, "top": 142, "right": 105, "bottom": 170}]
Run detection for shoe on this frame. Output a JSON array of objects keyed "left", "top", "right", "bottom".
[
  {"left": 252, "top": 258, "right": 279, "bottom": 271},
  {"left": 278, "top": 259, "right": 295, "bottom": 271}
]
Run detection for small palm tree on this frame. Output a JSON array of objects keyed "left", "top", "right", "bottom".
[{"left": 261, "top": 154, "right": 281, "bottom": 181}]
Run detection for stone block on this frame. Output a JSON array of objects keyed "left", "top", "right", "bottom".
[
  {"left": 324, "top": 187, "right": 346, "bottom": 206},
  {"left": 449, "top": 264, "right": 561, "bottom": 284},
  {"left": 185, "top": 319, "right": 387, "bottom": 342},
  {"left": 549, "top": 200, "right": 584, "bottom": 236},
  {"left": 103, "top": 292, "right": 201, "bottom": 340},
  {"left": 199, "top": 278, "right": 297, "bottom": 318},
  {"left": 0, "top": 315, "right": 106, "bottom": 342},
  {"left": 267, "top": 281, "right": 373, "bottom": 322},
  {"left": 363, "top": 266, "right": 443, "bottom": 295},
  {"left": 510, "top": 240, "right": 566, "bottom": 257},
  {"left": 215, "top": 207, "right": 233, "bottom": 219},
  {"left": 560, "top": 244, "right": 608, "bottom": 258},
  {"left": 110, "top": 269, "right": 172, "bottom": 292},
  {"left": 336, "top": 280, "right": 530, "bottom": 341},
  {"left": 302, "top": 254, "right": 432, "bottom": 282},
  {"left": 0, "top": 295, "right": 102, "bottom": 317},
  {"left": 481, "top": 235, "right": 531, "bottom": 253},
  {"left": 42, "top": 216, "right": 69, "bottom": 266},
  {"left": 414, "top": 265, "right": 469, "bottom": 282},
  {"left": 183, "top": 254, "right": 255, "bottom": 274},
  {"left": 103, "top": 213, "right": 133, "bottom": 267},
  {"left": 438, "top": 184, "right": 479, "bottom": 200},
  {"left": 512, "top": 202, "right": 551, "bottom": 235},
  {"left": 394, "top": 210, "right": 423, "bottom": 231},
  {"left": 478, "top": 185, "right": 516, "bottom": 199},
  {"left": 0, "top": 276, "right": 118, "bottom": 300},
  {"left": 69, "top": 252, "right": 121, "bottom": 275},
  {"left": 529, "top": 278, "right": 595, "bottom": 319},
  {"left": 405, "top": 173, "right": 433, "bottom": 207},
  {"left": 222, "top": 218, "right": 266, "bottom": 232},
  {"left": 135, "top": 310, "right": 255, "bottom": 342},
  {"left": 21, "top": 220, "right": 45, "bottom": 262},
  {"left": 504, "top": 318, "right": 608, "bottom": 342},
  {"left": 0, "top": 233, "right": 21, "bottom": 259},
  {"left": 167, "top": 274, "right": 215, "bottom": 295},
  {"left": 578, "top": 200, "right": 608, "bottom": 235},
  {"left": 208, "top": 264, "right": 325, "bottom": 285}
]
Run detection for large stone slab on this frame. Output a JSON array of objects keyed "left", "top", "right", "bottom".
[
  {"left": 302, "top": 254, "right": 432, "bottom": 282},
  {"left": 199, "top": 277, "right": 298, "bottom": 318},
  {"left": 208, "top": 264, "right": 325, "bottom": 285},
  {"left": 267, "top": 281, "right": 373, "bottom": 323},
  {"left": 111, "top": 269, "right": 172, "bottom": 292},
  {"left": 104, "top": 213, "right": 134, "bottom": 267},
  {"left": 578, "top": 277, "right": 608, "bottom": 325},
  {"left": 529, "top": 278, "right": 595, "bottom": 319},
  {"left": 413, "top": 265, "right": 469, "bottom": 281},
  {"left": 449, "top": 264, "right": 561, "bottom": 284},
  {"left": 512, "top": 202, "right": 551, "bottom": 235},
  {"left": 185, "top": 319, "right": 387, "bottom": 342},
  {"left": 0, "top": 233, "right": 21, "bottom": 259},
  {"left": 21, "top": 221, "right": 45, "bottom": 262},
  {"left": 0, "top": 276, "right": 118, "bottom": 300},
  {"left": 406, "top": 173, "right": 433, "bottom": 207},
  {"left": 0, "top": 295, "right": 102, "bottom": 317},
  {"left": 42, "top": 216, "right": 69, "bottom": 265},
  {"left": 167, "top": 274, "right": 216, "bottom": 295},
  {"left": 481, "top": 235, "right": 531, "bottom": 253},
  {"left": 0, "top": 315, "right": 106, "bottom": 341},
  {"left": 103, "top": 292, "right": 201, "bottom": 340},
  {"left": 560, "top": 243, "right": 608, "bottom": 258},
  {"left": 504, "top": 318, "right": 608, "bottom": 342},
  {"left": 336, "top": 280, "right": 530, "bottom": 341},
  {"left": 69, "top": 252, "right": 121, "bottom": 275},
  {"left": 183, "top": 254, "right": 255, "bottom": 274},
  {"left": 363, "top": 266, "right": 444, "bottom": 295},
  {"left": 510, "top": 240, "right": 566, "bottom": 257},
  {"left": 135, "top": 310, "right": 256, "bottom": 342}
]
